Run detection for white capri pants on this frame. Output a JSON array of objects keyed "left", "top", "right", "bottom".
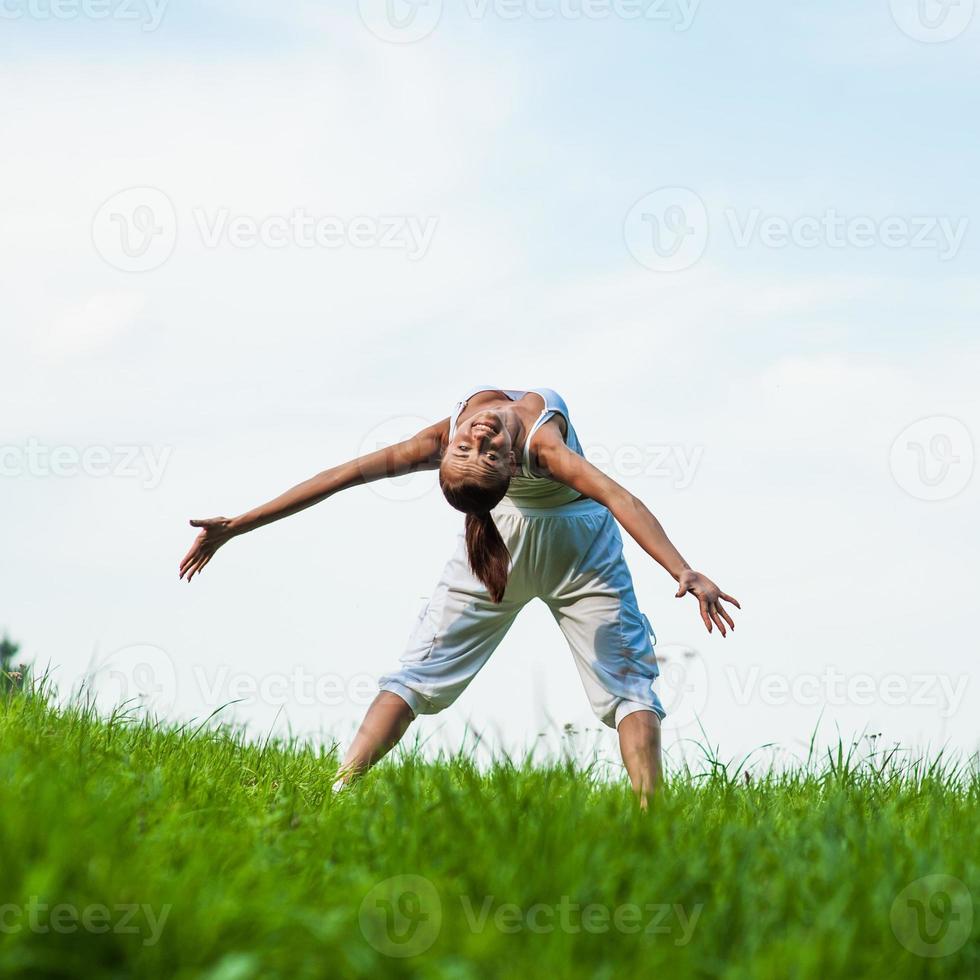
[{"left": 379, "top": 497, "right": 665, "bottom": 729}]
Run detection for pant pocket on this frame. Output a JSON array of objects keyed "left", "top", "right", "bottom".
[
  {"left": 401, "top": 599, "right": 438, "bottom": 664},
  {"left": 618, "top": 597, "right": 652, "bottom": 654},
  {"left": 616, "top": 600, "right": 659, "bottom": 682},
  {"left": 641, "top": 612, "right": 657, "bottom": 648}
]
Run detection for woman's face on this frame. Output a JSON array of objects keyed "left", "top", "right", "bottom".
[{"left": 443, "top": 408, "right": 518, "bottom": 482}]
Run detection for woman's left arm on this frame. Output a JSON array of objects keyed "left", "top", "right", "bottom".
[{"left": 538, "top": 435, "right": 741, "bottom": 636}]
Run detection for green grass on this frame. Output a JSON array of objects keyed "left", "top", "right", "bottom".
[{"left": 0, "top": 689, "right": 976, "bottom": 979}]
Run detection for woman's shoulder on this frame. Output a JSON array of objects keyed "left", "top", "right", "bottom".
[
  {"left": 530, "top": 387, "right": 569, "bottom": 407},
  {"left": 525, "top": 388, "right": 573, "bottom": 424}
]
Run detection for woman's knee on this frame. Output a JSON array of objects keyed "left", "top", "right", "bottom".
[{"left": 616, "top": 708, "right": 662, "bottom": 747}]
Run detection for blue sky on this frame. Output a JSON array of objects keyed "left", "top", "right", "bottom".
[{"left": 3, "top": 1, "right": 978, "bottom": 768}]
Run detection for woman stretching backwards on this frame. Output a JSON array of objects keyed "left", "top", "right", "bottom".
[{"left": 180, "top": 386, "right": 739, "bottom": 803}]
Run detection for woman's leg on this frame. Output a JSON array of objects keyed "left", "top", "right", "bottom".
[
  {"left": 617, "top": 709, "right": 663, "bottom": 808},
  {"left": 334, "top": 692, "right": 416, "bottom": 790},
  {"left": 336, "top": 515, "right": 529, "bottom": 791},
  {"left": 540, "top": 504, "right": 665, "bottom": 806}
]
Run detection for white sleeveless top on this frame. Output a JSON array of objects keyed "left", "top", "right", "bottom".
[{"left": 448, "top": 386, "right": 586, "bottom": 507}]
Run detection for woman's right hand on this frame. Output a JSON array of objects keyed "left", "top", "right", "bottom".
[
  {"left": 675, "top": 569, "right": 740, "bottom": 637},
  {"left": 179, "top": 517, "right": 236, "bottom": 583}
]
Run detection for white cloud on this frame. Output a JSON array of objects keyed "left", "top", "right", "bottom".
[{"left": 42, "top": 291, "right": 147, "bottom": 356}]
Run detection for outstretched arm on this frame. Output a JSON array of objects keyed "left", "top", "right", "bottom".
[
  {"left": 537, "top": 435, "right": 740, "bottom": 636},
  {"left": 179, "top": 419, "right": 448, "bottom": 582}
]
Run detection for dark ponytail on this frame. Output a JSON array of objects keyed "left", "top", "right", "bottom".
[
  {"left": 464, "top": 511, "right": 510, "bottom": 604},
  {"left": 440, "top": 467, "right": 512, "bottom": 603}
]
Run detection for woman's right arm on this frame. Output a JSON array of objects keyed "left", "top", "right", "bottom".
[{"left": 179, "top": 419, "right": 448, "bottom": 582}]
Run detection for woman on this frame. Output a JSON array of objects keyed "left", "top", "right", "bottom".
[{"left": 179, "top": 386, "right": 739, "bottom": 803}]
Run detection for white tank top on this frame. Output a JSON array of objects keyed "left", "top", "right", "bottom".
[{"left": 448, "top": 386, "right": 586, "bottom": 507}]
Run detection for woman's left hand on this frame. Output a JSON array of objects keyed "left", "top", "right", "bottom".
[{"left": 675, "top": 570, "right": 740, "bottom": 637}]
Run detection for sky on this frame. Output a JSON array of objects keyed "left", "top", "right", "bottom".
[{"left": 3, "top": 0, "right": 978, "bottom": 773}]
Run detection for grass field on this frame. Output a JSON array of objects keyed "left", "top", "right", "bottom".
[{"left": 0, "top": 689, "right": 976, "bottom": 979}]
